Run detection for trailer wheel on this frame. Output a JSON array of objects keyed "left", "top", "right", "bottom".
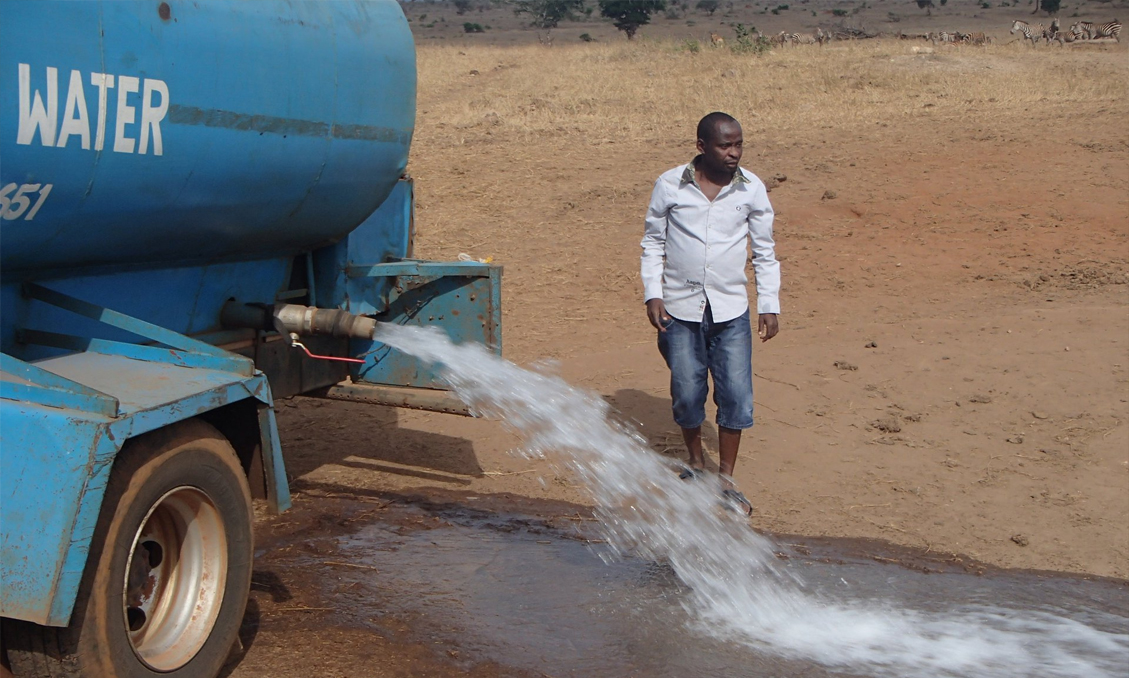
[{"left": 5, "top": 420, "right": 253, "bottom": 678}]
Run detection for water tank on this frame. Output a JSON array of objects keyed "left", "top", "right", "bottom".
[{"left": 0, "top": 0, "right": 416, "bottom": 277}]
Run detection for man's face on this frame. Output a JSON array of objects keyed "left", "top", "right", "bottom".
[{"left": 697, "top": 121, "right": 743, "bottom": 174}]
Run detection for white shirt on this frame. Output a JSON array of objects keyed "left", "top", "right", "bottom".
[{"left": 641, "top": 161, "right": 781, "bottom": 323}]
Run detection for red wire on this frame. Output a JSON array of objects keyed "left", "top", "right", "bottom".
[{"left": 292, "top": 341, "right": 366, "bottom": 364}]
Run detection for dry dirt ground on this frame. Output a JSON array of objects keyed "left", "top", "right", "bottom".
[{"left": 228, "top": 4, "right": 1126, "bottom": 676}]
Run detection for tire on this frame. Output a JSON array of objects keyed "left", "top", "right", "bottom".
[{"left": 5, "top": 420, "right": 253, "bottom": 678}]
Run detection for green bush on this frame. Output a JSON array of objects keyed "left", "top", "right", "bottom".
[
  {"left": 730, "top": 22, "right": 771, "bottom": 53},
  {"left": 579, "top": 32, "right": 595, "bottom": 41},
  {"left": 462, "top": 21, "right": 485, "bottom": 32},
  {"left": 599, "top": 0, "right": 666, "bottom": 40},
  {"left": 832, "top": 8, "right": 848, "bottom": 16},
  {"left": 682, "top": 37, "right": 702, "bottom": 51},
  {"left": 696, "top": 0, "right": 721, "bottom": 14}
]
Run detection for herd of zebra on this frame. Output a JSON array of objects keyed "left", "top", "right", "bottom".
[
  {"left": 925, "top": 30, "right": 992, "bottom": 45},
  {"left": 709, "top": 27, "right": 845, "bottom": 47},
  {"left": 1009, "top": 18, "right": 1122, "bottom": 46},
  {"left": 708, "top": 18, "right": 1121, "bottom": 49},
  {"left": 771, "top": 28, "right": 832, "bottom": 46}
]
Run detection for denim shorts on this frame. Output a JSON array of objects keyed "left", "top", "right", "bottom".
[{"left": 656, "top": 305, "right": 754, "bottom": 430}]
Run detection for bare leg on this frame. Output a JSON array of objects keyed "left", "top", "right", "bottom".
[
  {"left": 717, "top": 426, "right": 742, "bottom": 486},
  {"left": 681, "top": 426, "right": 705, "bottom": 470},
  {"left": 718, "top": 426, "right": 752, "bottom": 514}
]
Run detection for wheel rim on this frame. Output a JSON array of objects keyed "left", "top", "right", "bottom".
[{"left": 123, "top": 486, "right": 229, "bottom": 671}]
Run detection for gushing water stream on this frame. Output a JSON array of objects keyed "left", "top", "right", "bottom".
[{"left": 374, "top": 324, "right": 1129, "bottom": 677}]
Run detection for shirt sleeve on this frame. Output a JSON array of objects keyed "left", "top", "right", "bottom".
[
  {"left": 748, "top": 181, "right": 781, "bottom": 315},
  {"left": 641, "top": 177, "right": 670, "bottom": 303}
]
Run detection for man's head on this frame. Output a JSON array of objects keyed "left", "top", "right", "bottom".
[{"left": 696, "top": 112, "right": 743, "bottom": 175}]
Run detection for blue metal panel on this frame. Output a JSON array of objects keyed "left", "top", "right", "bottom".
[
  {"left": 0, "top": 400, "right": 119, "bottom": 625},
  {"left": 0, "top": 352, "right": 119, "bottom": 416},
  {"left": 313, "top": 178, "right": 415, "bottom": 314},
  {"left": 1, "top": 257, "right": 293, "bottom": 357},
  {"left": 17, "top": 330, "right": 253, "bottom": 375},
  {"left": 22, "top": 284, "right": 250, "bottom": 365},
  {"left": 0, "top": 0, "right": 415, "bottom": 276},
  {"left": 257, "top": 405, "right": 292, "bottom": 514},
  {"left": 1, "top": 291, "right": 287, "bottom": 626},
  {"left": 0, "top": 357, "right": 279, "bottom": 626},
  {"left": 351, "top": 261, "right": 503, "bottom": 389}
]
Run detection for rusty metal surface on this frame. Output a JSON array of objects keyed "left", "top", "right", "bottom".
[{"left": 319, "top": 381, "right": 471, "bottom": 416}]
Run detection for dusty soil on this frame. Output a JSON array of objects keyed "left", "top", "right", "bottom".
[
  {"left": 286, "top": 7, "right": 1129, "bottom": 579},
  {"left": 227, "top": 3, "right": 1126, "bottom": 676}
]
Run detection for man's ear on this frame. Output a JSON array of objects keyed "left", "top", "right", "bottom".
[{"left": 695, "top": 138, "right": 705, "bottom": 155}]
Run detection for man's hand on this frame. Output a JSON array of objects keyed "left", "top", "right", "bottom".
[
  {"left": 646, "top": 298, "right": 672, "bottom": 331},
  {"left": 758, "top": 313, "right": 779, "bottom": 342}
]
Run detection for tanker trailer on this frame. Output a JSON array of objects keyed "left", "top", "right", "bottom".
[{"left": 0, "top": 2, "right": 501, "bottom": 676}]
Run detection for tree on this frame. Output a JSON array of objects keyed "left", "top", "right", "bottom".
[
  {"left": 696, "top": 0, "right": 720, "bottom": 15},
  {"left": 599, "top": 0, "right": 666, "bottom": 39},
  {"left": 1036, "top": 0, "right": 1059, "bottom": 14},
  {"left": 512, "top": 0, "right": 586, "bottom": 44},
  {"left": 454, "top": 0, "right": 472, "bottom": 14}
]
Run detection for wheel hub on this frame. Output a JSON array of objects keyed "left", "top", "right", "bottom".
[{"left": 123, "top": 486, "right": 228, "bottom": 671}]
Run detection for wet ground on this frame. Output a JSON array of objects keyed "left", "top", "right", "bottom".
[{"left": 227, "top": 490, "right": 1129, "bottom": 678}]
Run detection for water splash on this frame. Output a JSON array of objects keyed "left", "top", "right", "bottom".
[{"left": 374, "top": 324, "right": 1129, "bottom": 677}]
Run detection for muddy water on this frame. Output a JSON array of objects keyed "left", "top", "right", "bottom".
[{"left": 303, "top": 503, "right": 1128, "bottom": 678}]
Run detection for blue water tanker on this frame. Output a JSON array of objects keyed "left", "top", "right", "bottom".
[{"left": 0, "top": 2, "right": 502, "bottom": 676}]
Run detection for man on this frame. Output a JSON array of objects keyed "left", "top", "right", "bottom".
[{"left": 640, "top": 112, "right": 780, "bottom": 515}]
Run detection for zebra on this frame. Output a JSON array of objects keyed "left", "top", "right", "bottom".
[
  {"left": 1044, "top": 18, "right": 1061, "bottom": 44},
  {"left": 773, "top": 31, "right": 799, "bottom": 47},
  {"left": 1010, "top": 20, "right": 1045, "bottom": 47},
  {"left": 1088, "top": 19, "right": 1122, "bottom": 41},
  {"left": 1051, "top": 26, "right": 1076, "bottom": 45},
  {"left": 1069, "top": 20, "right": 1119, "bottom": 41},
  {"left": 816, "top": 27, "right": 829, "bottom": 45}
]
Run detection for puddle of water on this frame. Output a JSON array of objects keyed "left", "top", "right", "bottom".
[
  {"left": 372, "top": 324, "right": 1129, "bottom": 677},
  {"left": 328, "top": 513, "right": 1128, "bottom": 678}
]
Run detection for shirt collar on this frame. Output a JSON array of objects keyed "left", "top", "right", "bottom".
[{"left": 681, "top": 155, "right": 750, "bottom": 189}]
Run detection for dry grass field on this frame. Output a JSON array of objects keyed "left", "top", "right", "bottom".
[
  {"left": 409, "top": 40, "right": 1126, "bottom": 359},
  {"left": 330, "top": 34, "right": 1129, "bottom": 578}
]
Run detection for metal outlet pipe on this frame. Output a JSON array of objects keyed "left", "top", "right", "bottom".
[{"left": 221, "top": 302, "right": 378, "bottom": 340}]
